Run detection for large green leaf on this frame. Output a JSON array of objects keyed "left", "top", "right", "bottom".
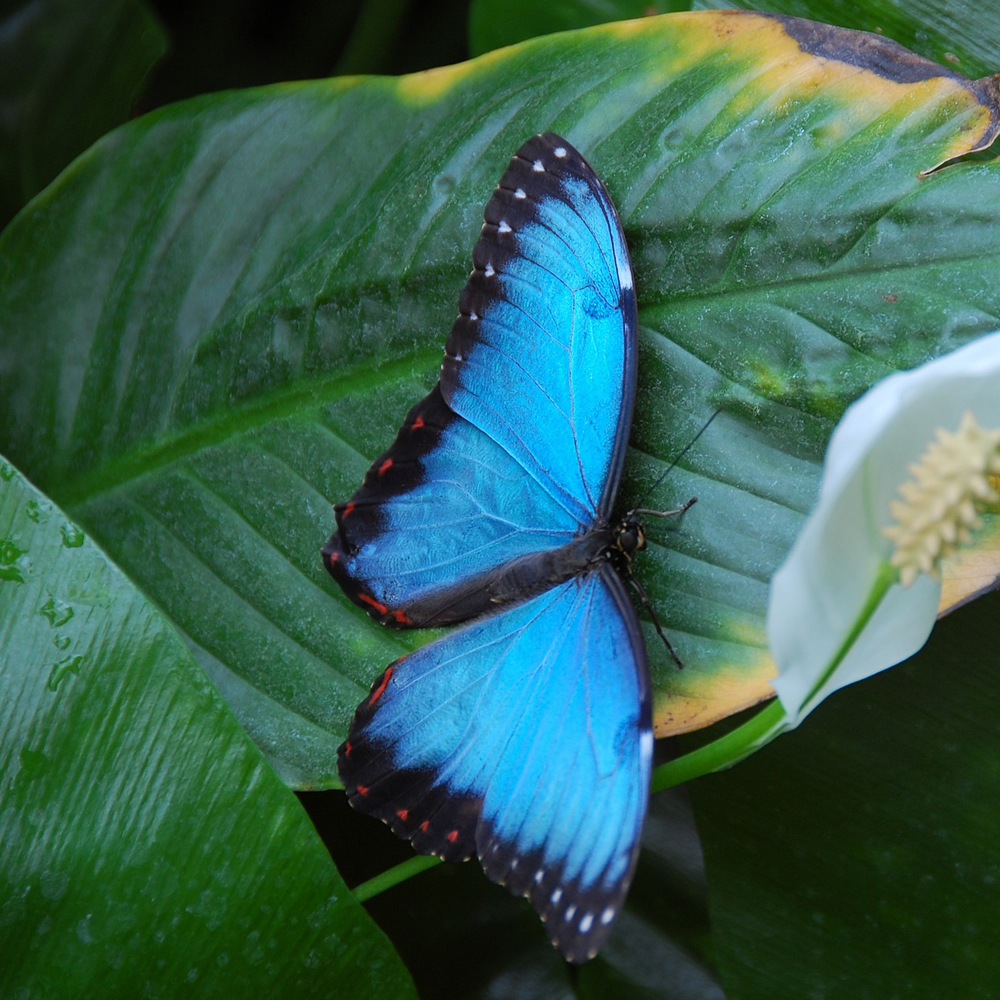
[
  {"left": 0, "top": 11, "right": 998, "bottom": 786},
  {"left": 689, "top": 590, "right": 1000, "bottom": 999},
  {"left": 707, "top": 0, "right": 1000, "bottom": 81},
  {"left": 0, "top": 0, "right": 166, "bottom": 228},
  {"left": 0, "top": 458, "right": 415, "bottom": 996}
]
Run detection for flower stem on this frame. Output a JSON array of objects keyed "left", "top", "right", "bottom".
[
  {"left": 651, "top": 560, "right": 899, "bottom": 794},
  {"left": 355, "top": 566, "right": 900, "bottom": 901},
  {"left": 798, "top": 560, "right": 897, "bottom": 717},
  {"left": 650, "top": 698, "right": 787, "bottom": 792},
  {"left": 353, "top": 854, "right": 441, "bottom": 903}
]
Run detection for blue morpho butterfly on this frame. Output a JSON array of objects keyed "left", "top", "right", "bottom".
[{"left": 323, "top": 133, "right": 691, "bottom": 962}]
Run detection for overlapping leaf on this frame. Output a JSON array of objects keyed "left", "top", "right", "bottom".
[
  {"left": 0, "top": 11, "right": 998, "bottom": 786},
  {"left": 0, "top": 459, "right": 414, "bottom": 997},
  {"left": 469, "top": 0, "right": 687, "bottom": 55}
]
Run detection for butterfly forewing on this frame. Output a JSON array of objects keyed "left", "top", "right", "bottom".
[
  {"left": 324, "top": 385, "right": 577, "bottom": 626},
  {"left": 443, "top": 133, "right": 637, "bottom": 524}
]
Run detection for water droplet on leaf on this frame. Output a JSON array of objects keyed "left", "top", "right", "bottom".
[
  {"left": 60, "top": 523, "right": 85, "bottom": 548},
  {"left": 39, "top": 597, "right": 74, "bottom": 627},
  {"left": 47, "top": 654, "right": 83, "bottom": 691},
  {"left": 26, "top": 500, "right": 48, "bottom": 523},
  {"left": 14, "top": 746, "right": 49, "bottom": 789},
  {"left": 0, "top": 537, "right": 26, "bottom": 582}
]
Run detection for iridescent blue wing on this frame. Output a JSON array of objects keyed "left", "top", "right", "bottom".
[
  {"left": 338, "top": 564, "right": 652, "bottom": 963},
  {"left": 324, "top": 385, "right": 581, "bottom": 627},
  {"left": 443, "top": 133, "right": 636, "bottom": 524},
  {"left": 324, "top": 133, "right": 636, "bottom": 626}
]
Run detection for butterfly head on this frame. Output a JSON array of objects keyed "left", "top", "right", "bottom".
[{"left": 611, "top": 517, "right": 646, "bottom": 570}]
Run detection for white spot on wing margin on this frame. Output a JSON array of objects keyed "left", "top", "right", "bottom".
[{"left": 617, "top": 253, "right": 633, "bottom": 291}]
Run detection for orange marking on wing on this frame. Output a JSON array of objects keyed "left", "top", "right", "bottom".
[
  {"left": 420, "top": 821, "right": 430, "bottom": 832},
  {"left": 358, "top": 592, "right": 389, "bottom": 615},
  {"left": 342, "top": 501, "right": 355, "bottom": 519},
  {"left": 356, "top": 784, "right": 369, "bottom": 797},
  {"left": 412, "top": 415, "right": 425, "bottom": 430},
  {"left": 392, "top": 609, "right": 411, "bottom": 625},
  {"left": 447, "top": 829, "right": 459, "bottom": 843},
  {"left": 368, "top": 666, "right": 394, "bottom": 705},
  {"left": 396, "top": 809, "right": 409, "bottom": 821},
  {"left": 378, "top": 458, "right": 393, "bottom": 476}
]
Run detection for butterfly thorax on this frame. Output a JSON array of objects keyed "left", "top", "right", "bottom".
[{"left": 606, "top": 517, "right": 646, "bottom": 578}]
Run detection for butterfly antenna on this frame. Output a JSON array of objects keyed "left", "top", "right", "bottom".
[
  {"left": 633, "top": 409, "right": 721, "bottom": 511},
  {"left": 627, "top": 575, "right": 684, "bottom": 668}
]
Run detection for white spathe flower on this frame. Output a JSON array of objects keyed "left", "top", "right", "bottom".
[{"left": 768, "top": 331, "right": 1000, "bottom": 726}]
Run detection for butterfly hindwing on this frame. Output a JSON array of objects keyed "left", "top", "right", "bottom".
[
  {"left": 338, "top": 563, "right": 652, "bottom": 962},
  {"left": 323, "top": 133, "right": 636, "bottom": 626}
]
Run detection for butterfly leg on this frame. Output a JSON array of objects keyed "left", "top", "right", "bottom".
[
  {"left": 626, "top": 574, "right": 684, "bottom": 668},
  {"left": 624, "top": 496, "right": 696, "bottom": 668}
]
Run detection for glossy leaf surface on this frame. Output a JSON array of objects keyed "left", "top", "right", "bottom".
[
  {"left": 712, "top": 0, "right": 1000, "bottom": 80},
  {"left": 470, "top": 0, "right": 1000, "bottom": 79},
  {"left": 0, "top": 459, "right": 415, "bottom": 997}
]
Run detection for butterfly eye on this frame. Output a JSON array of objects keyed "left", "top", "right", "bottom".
[{"left": 616, "top": 521, "right": 645, "bottom": 555}]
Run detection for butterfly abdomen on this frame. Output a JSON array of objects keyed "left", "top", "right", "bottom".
[{"left": 484, "top": 528, "right": 617, "bottom": 607}]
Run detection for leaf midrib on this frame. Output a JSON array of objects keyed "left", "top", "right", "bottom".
[
  {"left": 53, "top": 233, "right": 998, "bottom": 514},
  {"left": 56, "top": 346, "right": 440, "bottom": 509}
]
